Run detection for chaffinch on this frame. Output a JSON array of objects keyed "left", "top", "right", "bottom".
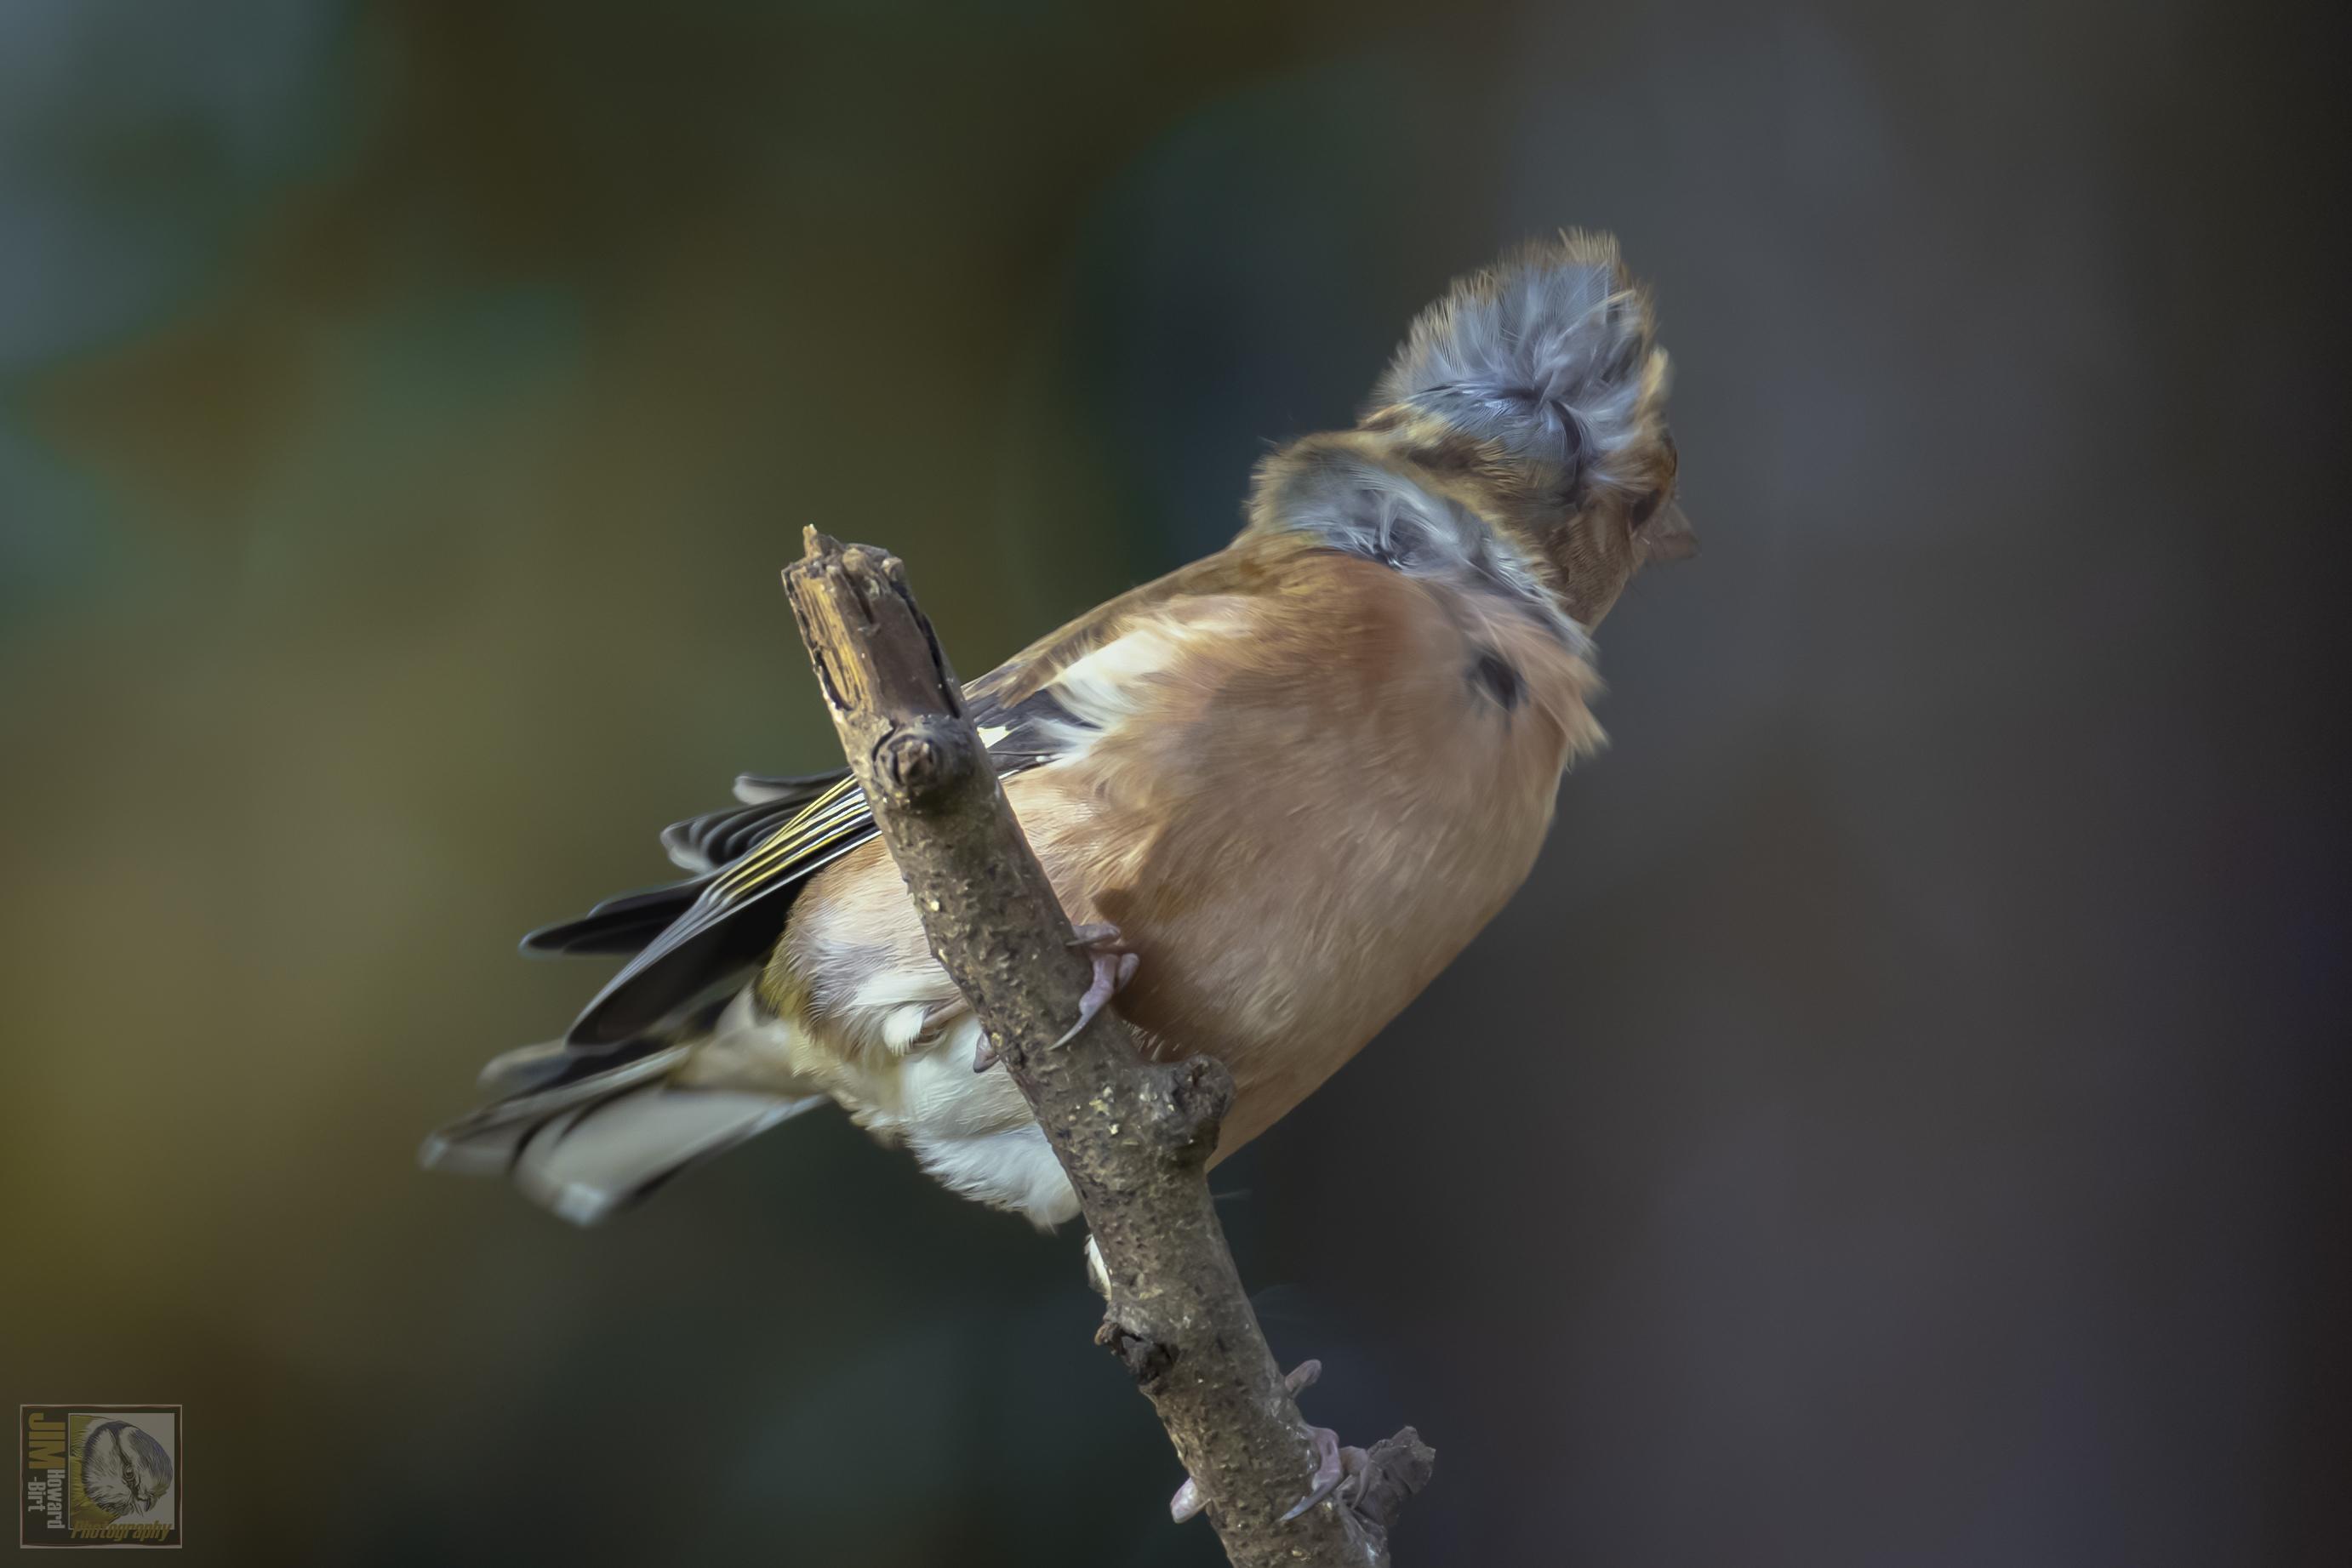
[{"left": 423, "top": 231, "right": 1692, "bottom": 1229}]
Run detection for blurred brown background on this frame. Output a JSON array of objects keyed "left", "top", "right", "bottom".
[{"left": 2, "top": 1, "right": 2345, "bottom": 1564}]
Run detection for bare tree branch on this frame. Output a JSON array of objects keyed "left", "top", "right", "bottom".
[{"left": 781, "top": 528, "right": 1431, "bottom": 1567}]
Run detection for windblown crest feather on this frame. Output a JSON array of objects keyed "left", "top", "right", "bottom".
[{"left": 1371, "top": 231, "right": 1669, "bottom": 494}]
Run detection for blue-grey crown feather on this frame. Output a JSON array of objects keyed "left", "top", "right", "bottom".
[
  {"left": 1373, "top": 238, "right": 1654, "bottom": 491},
  {"left": 1265, "top": 450, "right": 1587, "bottom": 649}
]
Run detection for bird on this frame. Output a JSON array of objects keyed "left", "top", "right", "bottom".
[
  {"left": 421, "top": 231, "right": 1693, "bottom": 1237},
  {"left": 77, "top": 1419, "right": 173, "bottom": 1523}
]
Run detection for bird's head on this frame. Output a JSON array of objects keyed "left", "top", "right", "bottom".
[
  {"left": 1360, "top": 231, "right": 1692, "bottom": 627},
  {"left": 78, "top": 1421, "right": 172, "bottom": 1520}
]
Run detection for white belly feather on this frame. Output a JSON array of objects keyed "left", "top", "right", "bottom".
[{"left": 682, "top": 986, "right": 1079, "bottom": 1227}]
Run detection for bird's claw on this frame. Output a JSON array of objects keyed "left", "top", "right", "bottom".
[
  {"left": 1277, "top": 1426, "right": 1362, "bottom": 1523},
  {"left": 1169, "top": 1360, "right": 1351, "bottom": 1525},
  {"left": 1065, "top": 921, "right": 1134, "bottom": 953},
  {"left": 1050, "top": 923, "right": 1138, "bottom": 1050},
  {"left": 973, "top": 925, "right": 1139, "bottom": 1070}
]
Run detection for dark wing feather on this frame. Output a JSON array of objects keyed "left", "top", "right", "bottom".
[
  {"left": 730, "top": 769, "right": 852, "bottom": 806},
  {"left": 968, "top": 684, "right": 1091, "bottom": 768},
  {"left": 659, "top": 795, "right": 839, "bottom": 874},
  {"left": 521, "top": 880, "right": 717, "bottom": 957},
  {"left": 562, "top": 774, "right": 878, "bottom": 1045},
  {"left": 523, "top": 770, "right": 853, "bottom": 960}
]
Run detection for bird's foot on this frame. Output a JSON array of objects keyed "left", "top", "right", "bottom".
[
  {"left": 1277, "top": 1419, "right": 1362, "bottom": 1523},
  {"left": 1169, "top": 1360, "right": 1360, "bottom": 1525},
  {"left": 972, "top": 924, "right": 1139, "bottom": 1071},
  {"left": 1050, "top": 923, "right": 1139, "bottom": 1050}
]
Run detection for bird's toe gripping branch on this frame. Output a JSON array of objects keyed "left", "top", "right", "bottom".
[
  {"left": 1169, "top": 1360, "right": 1333, "bottom": 1524},
  {"left": 1055, "top": 922, "right": 1141, "bottom": 1049},
  {"left": 1169, "top": 1359, "right": 1435, "bottom": 1547},
  {"left": 973, "top": 922, "right": 1139, "bottom": 1072}
]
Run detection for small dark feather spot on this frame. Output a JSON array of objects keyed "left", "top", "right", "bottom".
[
  {"left": 1546, "top": 400, "right": 1589, "bottom": 477},
  {"left": 1470, "top": 649, "right": 1524, "bottom": 710}
]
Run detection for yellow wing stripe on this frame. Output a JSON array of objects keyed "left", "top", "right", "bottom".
[
  {"left": 700, "top": 722, "right": 1054, "bottom": 906},
  {"left": 711, "top": 774, "right": 868, "bottom": 898}
]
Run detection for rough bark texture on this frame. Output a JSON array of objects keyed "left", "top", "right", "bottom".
[{"left": 781, "top": 529, "right": 1430, "bottom": 1568}]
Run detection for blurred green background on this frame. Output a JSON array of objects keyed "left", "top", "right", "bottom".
[{"left": 2, "top": 1, "right": 2344, "bottom": 1564}]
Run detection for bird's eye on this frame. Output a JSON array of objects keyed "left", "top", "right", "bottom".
[{"left": 1629, "top": 490, "right": 1663, "bottom": 529}]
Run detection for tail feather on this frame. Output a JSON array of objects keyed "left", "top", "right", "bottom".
[
  {"left": 508, "top": 1085, "right": 823, "bottom": 1225},
  {"left": 420, "top": 993, "right": 827, "bottom": 1224},
  {"left": 420, "top": 1062, "right": 824, "bottom": 1224},
  {"left": 418, "top": 1042, "right": 687, "bottom": 1180}
]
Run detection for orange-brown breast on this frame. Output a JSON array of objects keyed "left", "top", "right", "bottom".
[{"left": 1012, "top": 550, "right": 1602, "bottom": 1156}]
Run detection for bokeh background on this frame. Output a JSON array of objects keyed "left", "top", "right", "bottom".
[{"left": 3, "top": 1, "right": 2345, "bottom": 1563}]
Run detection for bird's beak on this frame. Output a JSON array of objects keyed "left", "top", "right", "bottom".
[{"left": 1645, "top": 501, "right": 1698, "bottom": 563}]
